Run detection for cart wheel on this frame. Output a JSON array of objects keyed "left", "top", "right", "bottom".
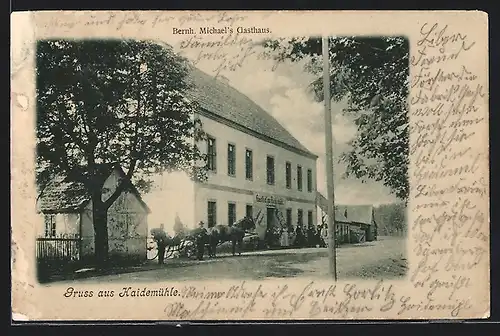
[
  {"left": 179, "top": 243, "right": 189, "bottom": 257},
  {"left": 147, "top": 238, "right": 158, "bottom": 260},
  {"left": 179, "top": 241, "right": 193, "bottom": 258},
  {"left": 187, "top": 243, "right": 197, "bottom": 259},
  {"left": 147, "top": 250, "right": 158, "bottom": 260},
  {"left": 164, "top": 245, "right": 174, "bottom": 259}
]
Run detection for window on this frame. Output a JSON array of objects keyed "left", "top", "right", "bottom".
[
  {"left": 207, "top": 201, "right": 217, "bottom": 228},
  {"left": 286, "top": 208, "right": 292, "bottom": 230},
  {"left": 228, "top": 202, "right": 236, "bottom": 226},
  {"left": 246, "top": 204, "right": 253, "bottom": 219},
  {"left": 227, "top": 143, "right": 236, "bottom": 176},
  {"left": 44, "top": 214, "right": 56, "bottom": 237},
  {"left": 341, "top": 224, "right": 349, "bottom": 237},
  {"left": 307, "top": 169, "right": 313, "bottom": 192},
  {"left": 308, "top": 210, "right": 313, "bottom": 228},
  {"left": 297, "top": 165, "right": 303, "bottom": 191},
  {"left": 297, "top": 209, "right": 303, "bottom": 227},
  {"left": 245, "top": 149, "right": 253, "bottom": 180},
  {"left": 266, "top": 156, "right": 275, "bottom": 185},
  {"left": 285, "top": 162, "right": 292, "bottom": 189},
  {"left": 207, "top": 136, "right": 217, "bottom": 172}
]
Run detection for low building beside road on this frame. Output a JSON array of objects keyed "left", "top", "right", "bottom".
[
  {"left": 335, "top": 204, "right": 378, "bottom": 243},
  {"left": 36, "top": 163, "right": 151, "bottom": 264},
  {"left": 316, "top": 192, "right": 378, "bottom": 244}
]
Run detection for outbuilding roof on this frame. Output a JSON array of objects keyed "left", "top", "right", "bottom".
[
  {"left": 37, "top": 163, "right": 151, "bottom": 214},
  {"left": 335, "top": 205, "right": 375, "bottom": 226},
  {"left": 316, "top": 192, "right": 376, "bottom": 225},
  {"left": 186, "top": 67, "right": 317, "bottom": 159}
]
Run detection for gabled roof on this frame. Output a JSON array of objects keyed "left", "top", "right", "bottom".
[
  {"left": 335, "top": 205, "right": 375, "bottom": 226},
  {"left": 316, "top": 192, "right": 375, "bottom": 225},
  {"left": 186, "top": 67, "right": 317, "bottom": 159},
  {"left": 37, "top": 163, "right": 151, "bottom": 214},
  {"left": 37, "top": 174, "right": 89, "bottom": 213},
  {"left": 334, "top": 207, "right": 349, "bottom": 223}
]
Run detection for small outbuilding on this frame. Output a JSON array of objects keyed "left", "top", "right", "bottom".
[
  {"left": 335, "top": 205, "right": 378, "bottom": 243},
  {"left": 316, "top": 192, "right": 378, "bottom": 244},
  {"left": 36, "top": 163, "right": 151, "bottom": 263}
]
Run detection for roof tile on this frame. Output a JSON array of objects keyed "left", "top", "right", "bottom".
[
  {"left": 37, "top": 163, "right": 150, "bottom": 213},
  {"left": 316, "top": 192, "right": 375, "bottom": 225},
  {"left": 186, "top": 67, "right": 316, "bottom": 157}
]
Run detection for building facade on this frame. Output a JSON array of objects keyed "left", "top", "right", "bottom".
[{"left": 188, "top": 68, "right": 318, "bottom": 239}]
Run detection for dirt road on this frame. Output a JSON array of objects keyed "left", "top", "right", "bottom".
[{"left": 46, "top": 236, "right": 407, "bottom": 285}]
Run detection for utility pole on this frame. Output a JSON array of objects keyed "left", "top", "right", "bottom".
[{"left": 322, "top": 36, "right": 337, "bottom": 281}]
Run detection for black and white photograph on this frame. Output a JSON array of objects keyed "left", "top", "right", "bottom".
[
  {"left": 11, "top": 10, "right": 490, "bottom": 321},
  {"left": 34, "top": 33, "right": 409, "bottom": 284}
]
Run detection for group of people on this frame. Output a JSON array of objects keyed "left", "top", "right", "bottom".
[
  {"left": 153, "top": 214, "right": 332, "bottom": 264},
  {"left": 276, "top": 224, "right": 329, "bottom": 248}
]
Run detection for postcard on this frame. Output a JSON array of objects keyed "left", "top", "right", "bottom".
[{"left": 11, "top": 10, "right": 489, "bottom": 320}]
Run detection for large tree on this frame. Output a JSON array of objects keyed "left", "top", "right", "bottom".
[
  {"left": 264, "top": 36, "right": 409, "bottom": 201},
  {"left": 36, "top": 39, "right": 207, "bottom": 265}
]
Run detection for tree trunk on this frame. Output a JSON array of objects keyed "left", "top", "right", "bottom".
[{"left": 92, "top": 193, "right": 109, "bottom": 268}]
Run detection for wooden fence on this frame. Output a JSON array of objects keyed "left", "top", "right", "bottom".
[{"left": 36, "top": 237, "right": 81, "bottom": 262}]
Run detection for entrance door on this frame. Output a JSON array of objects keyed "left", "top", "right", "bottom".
[{"left": 266, "top": 207, "right": 275, "bottom": 231}]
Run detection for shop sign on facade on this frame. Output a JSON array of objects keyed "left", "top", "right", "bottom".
[{"left": 254, "top": 193, "right": 286, "bottom": 206}]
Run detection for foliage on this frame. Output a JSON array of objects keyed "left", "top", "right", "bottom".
[
  {"left": 173, "top": 216, "right": 187, "bottom": 235},
  {"left": 375, "top": 202, "right": 407, "bottom": 235},
  {"left": 36, "top": 39, "right": 208, "bottom": 263},
  {"left": 264, "top": 36, "right": 410, "bottom": 201},
  {"left": 36, "top": 39, "right": 207, "bottom": 193}
]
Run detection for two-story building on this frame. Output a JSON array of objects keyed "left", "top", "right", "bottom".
[{"left": 186, "top": 68, "right": 318, "bottom": 239}]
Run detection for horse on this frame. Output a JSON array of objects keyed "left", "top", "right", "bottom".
[{"left": 206, "top": 216, "right": 256, "bottom": 258}]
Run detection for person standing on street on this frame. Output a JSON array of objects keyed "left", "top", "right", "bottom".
[
  {"left": 195, "top": 221, "right": 207, "bottom": 260},
  {"left": 294, "top": 225, "right": 305, "bottom": 247},
  {"left": 280, "top": 227, "right": 290, "bottom": 248},
  {"left": 155, "top": 224, "right": 168, "bottom": 265},
  {"left": 320, "top": 224, "right": 328, "bottom": 248},
  {"left": 307, "top": 225, "right": 316, "bottom": 247}
]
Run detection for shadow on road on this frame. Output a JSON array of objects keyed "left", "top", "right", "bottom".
[
  {"left": 260, "top": 265, "right": 305, "bottom": 278},
  {"left": 338, "top": 243, "right": 377, "bottom": 249},
  {"left": 40, "top": 237, "right": 407, "bottom": 283}
]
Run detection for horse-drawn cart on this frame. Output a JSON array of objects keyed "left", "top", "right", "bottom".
[
  {"left": 146, "top": 236, "right": 196, "bottom": 261},
  {"left": 148, "top": 217, "right": 258, "bottom": 262}
]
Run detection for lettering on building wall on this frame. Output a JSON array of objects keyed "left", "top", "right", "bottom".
[{"left": 255, "top": 194, "right": 285, "bottom": 205}]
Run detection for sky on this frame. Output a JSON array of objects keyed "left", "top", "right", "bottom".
[{"left": 144, "top": 36, "right": 398, "bottom": 230}]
